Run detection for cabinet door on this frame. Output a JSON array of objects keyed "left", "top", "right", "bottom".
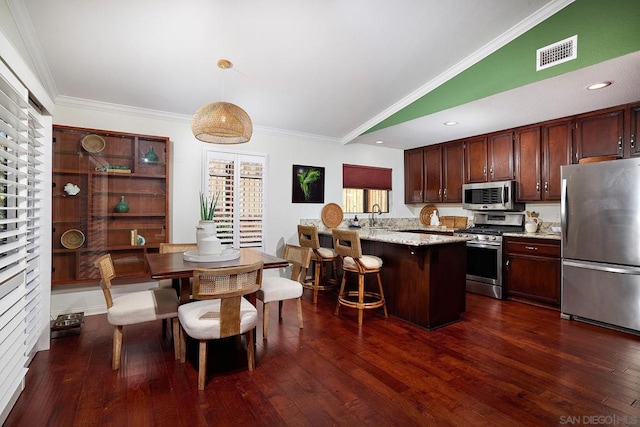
[
  {"left": 574, "top": 107, "right": 624, "bottom": 161},
  {"left": 442, "top": 141, "right": 464, "bottom": 202},
  {"left": 514, "top": 126, "right": 541, "bottom": 201},
  {"left": 488, "top": 131, "right": 514, "bottom": 181},
  {"left": 505, "top": 239, "right": 561, "bottom": 307},
  {"left": 404, "top": 148, "right": 424, "bottom": 203},
  {"left": 464, "top": 136, "right": 488, "bottom": 183},
  {"left": 630, "top": 103, "right": 640, "bottom": 157},
  {"left": 423, "top": 145, "right": 443, "bottom": 202},
  {"left": 542, "top": 119, "right": 572, "bottom": 200},
  {"left": 506, "top": 255, "right": 560, "bottom": 307}
]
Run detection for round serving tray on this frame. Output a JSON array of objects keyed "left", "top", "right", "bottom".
[
  {"left": 183, "top": 248, "right": 240, "bottom": 263},
  {"left": 61, "top": 229, "right": 85, "bottom": 249},
  {"left": 321, "top": 203, "right": 343, "bottom": 228},
  {"left": 419, "top": 204, "right": 438, "bottom": 227},
  {"left": 81, "top": 134, "right": 106, "bottom": 153}
]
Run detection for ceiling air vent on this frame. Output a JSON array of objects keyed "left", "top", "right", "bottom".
[{"left": 536, "top": 35, "right": 577, "bottom": 71}]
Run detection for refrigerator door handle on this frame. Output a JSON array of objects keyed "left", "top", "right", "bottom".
[
  {"left": 563, "top": 259, "right": 640, "bottom": 275},
  {"left": 561, "top": 178, "right": 568, "bottom": 246}
]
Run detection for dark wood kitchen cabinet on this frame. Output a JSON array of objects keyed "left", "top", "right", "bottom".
[
  {"left": 424, "top": 141, "right": 464, "bottom": 203},
  {"left": 630, "top": 102, "right": 640, "bottom": 157},
  {"left": 404, "top": 141, "right": 464, "bottom": 203},
  {"left": 404, "top": 148, "right": 424, "bottom": 203},
  {"left": 52, "top": 125, "right": 170, "bottom": 286},
  {"left": 573, "top": 106, "right": 625, "bottom": 162},
  {"left": 515, "top": 120, "right": 572, "bottom": 202},
  {"left": 441, "top": 141, "right": 465, "bottom": 202},
  {"left": 504, "top": 237, "right": 560, "bottom": 308},
  {"left": 465, "top": 131, "right": 514, "bottom": 183}
]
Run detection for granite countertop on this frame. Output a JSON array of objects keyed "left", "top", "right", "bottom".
[{"left": 318, "top": 227, "right": 471, "bottom": 247}]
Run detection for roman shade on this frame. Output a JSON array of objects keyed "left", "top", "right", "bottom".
[{"left": 342, "top": 164, "right": 392, "bottom": 190}]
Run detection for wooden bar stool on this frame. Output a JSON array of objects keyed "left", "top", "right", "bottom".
[
  {"left": 297, "top": 224, "right": 339, "bottom": 304},
  {"left": 332, "top": 229, "right": 388, "bottom": 325}
]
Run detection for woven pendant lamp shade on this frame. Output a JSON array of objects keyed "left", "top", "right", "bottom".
[{"left": 191, "top": 101, "right": 252, "bottom": 144}]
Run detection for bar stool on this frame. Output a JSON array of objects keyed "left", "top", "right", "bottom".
[
  {"left": 297, "top": 224, "right": 339, "bottom": 304},
  {"left": 332, "top": 229, "right": 388, "bottom": 325}
]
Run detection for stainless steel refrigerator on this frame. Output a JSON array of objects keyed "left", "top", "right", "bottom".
[{"left": 561, "top": 157, "right": 640, "bottom": 333}]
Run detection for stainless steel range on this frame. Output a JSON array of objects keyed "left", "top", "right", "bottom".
[{"left": 454, "top": 211, "right": 525, "bottom": 299}]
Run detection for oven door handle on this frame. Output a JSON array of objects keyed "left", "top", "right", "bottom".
[{"left": 466, "top": 241, "right": 501, "bottom": 249}]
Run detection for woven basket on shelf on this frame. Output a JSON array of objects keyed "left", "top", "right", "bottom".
[
  {"left": 61, "top": 229, "right": 85, "bottom": 249},
  {"left": 81, "top": 134, "right": 106, "bottom": 153}
]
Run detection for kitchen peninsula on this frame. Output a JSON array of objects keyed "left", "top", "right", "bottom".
[{"left": 315, "top": 226, "right": 470, "bottom": 330}]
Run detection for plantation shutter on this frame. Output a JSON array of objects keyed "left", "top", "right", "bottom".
[
  {"left": 204, "top": 150, "right": 267, "bottom": 250},
  {"left": 0, "top": 59, "right": 31, "bottom": 417}
]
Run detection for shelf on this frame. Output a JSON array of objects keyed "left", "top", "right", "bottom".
[
  {"left": 92, "top": 192, "right": 166, "bottom": 197},
  {"left": 91, "top": 212, "right": 166, "bottom": 217}
]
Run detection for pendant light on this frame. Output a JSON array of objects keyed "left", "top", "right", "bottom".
[{"left": 191, "top": 59, "right": 253, "bottom": 144}]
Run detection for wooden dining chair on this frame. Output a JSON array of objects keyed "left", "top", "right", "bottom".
[
  {"left": 94, "top": 253, "right": 180, "bottom": 369},
  {"left": 257, "top": 245, "right": 311, "bottom": 339},
  {"left": 178, "top": 261, "right": 264, "bottom": 390},
  {"left": 332, "top": 229, "right": 388, "bottom": 325}
]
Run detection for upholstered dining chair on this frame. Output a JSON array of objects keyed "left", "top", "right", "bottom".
[
  {"left": 257, "top": 244, "right": 311, "bottom": 339},
  {"left": 178, "top": 261, "right": 263, "bottom": 390},
  {"left": 297, "top": 224, "right": 339, "bottom": 303},
  {"left": 331, "top": 229, "right": 388, "bottom": 325},
  {"left": 94, "top": 253, "right": 180, "bottom": 370}
]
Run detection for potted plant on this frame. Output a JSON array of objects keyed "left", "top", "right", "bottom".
[
  {"left": 197, "top": 192, "right": 222, "bottom": 255},
  {"left": 200, "top": 191, "right": 219, "bottom": 221}
]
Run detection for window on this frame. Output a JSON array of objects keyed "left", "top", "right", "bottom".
[
  {"left": 203, "top": 150, "right": 267, "bottom": 249},
  {"left": 342, "top": 164, "right": 391, "bottom": 213},
  {"left": 342, "top": 189, "right": 389, "bottom": 213}
]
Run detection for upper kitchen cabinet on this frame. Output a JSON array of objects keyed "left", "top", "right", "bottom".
[
  {"left": 404, "top": 141, "right": 464, "bottom": 204},
  {"left": 515, "top": 120, "right": 572, "bottom": 202},
  {"left": 465, "top": 131, "right": 514, "bottom": 183},
  {"left": 441, "top": 141, "right": 464, "bottom": 202},
  {"left": 630, "top": 102, "right": 640, "bottom": 157},
  {"left": 404, "top": 148, "right": 424, "bottom": 203},
  {"left": 573, "top": 106, "right": 625, "bottom": 161}
]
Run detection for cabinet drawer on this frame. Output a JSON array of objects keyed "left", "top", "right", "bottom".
[{"left": 506, "top": 239, "right": 560, "bottom": 257}]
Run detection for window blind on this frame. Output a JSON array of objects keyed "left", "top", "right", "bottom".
[
  {"left": 204, "top": 150, "right": 267, "bottom": 250},
  {"left": 342, "top": 164, "right": 392, "bottom": 190}
]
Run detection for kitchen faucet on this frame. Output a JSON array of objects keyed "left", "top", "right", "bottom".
[{"left": 370, "top": 203, "right": 381, "bottom": 227}]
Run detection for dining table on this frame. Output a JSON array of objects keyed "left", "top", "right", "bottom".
[{"left": 145, "top": 247, "right": 289, "bottom": 303}]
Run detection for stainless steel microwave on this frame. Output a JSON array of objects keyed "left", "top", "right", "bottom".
[{"left": 462, "top": 180, "right": 524, "bottom": 211}]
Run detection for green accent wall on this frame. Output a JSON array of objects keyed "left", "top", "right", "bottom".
[{"left": 365, "top": 0, "right": 640, "bottom": 134}]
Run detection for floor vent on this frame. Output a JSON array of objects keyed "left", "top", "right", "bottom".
[{"left": 536, "top": 35, "right": 578, "bottom": 71}]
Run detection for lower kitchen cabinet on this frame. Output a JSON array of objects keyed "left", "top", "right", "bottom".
[{"left": 504, "top": 237, "right": 560, "bottom": 308}]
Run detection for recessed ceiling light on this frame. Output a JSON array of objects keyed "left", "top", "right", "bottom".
[
  {"left": 444, "top": 121, "right": 457, "bottom": 126},
  {"left": 587, "top": 81, "right": 612, "bottom": 90},
  {"left": 375, "top": 140, "right": 384, "bottom": 144}
]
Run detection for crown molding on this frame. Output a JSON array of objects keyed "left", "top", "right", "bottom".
[
  {"left": 55, "top": 95, "right": 342, "bottom": 144},
  {"left": 8, "top": 0, "right": 58, "bottom": 104},
  {"left": 341, "top": 0, "right": 575, "bottom": 144}
]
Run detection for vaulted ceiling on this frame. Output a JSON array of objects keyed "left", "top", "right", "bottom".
[{"left": 9, "top": 0, "right": 640, "bottom": 149}]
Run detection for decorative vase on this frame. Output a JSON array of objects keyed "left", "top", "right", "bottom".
[
  {"left": 143, "top": 146, "right": 159, "bottom": 163},
  {"left": 114, "top": 195, "right": 129, "bottom": 213},
  {"left": 196, "top": 220, "right": 222, "bottom": 255}
]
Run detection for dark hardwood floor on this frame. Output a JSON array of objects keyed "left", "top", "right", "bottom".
[{"left": 6, "top": 292, "right": 640, "bottom": 426}]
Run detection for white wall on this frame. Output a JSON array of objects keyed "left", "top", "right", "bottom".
[{"left": 50, "top": 103, "right": 413, "bottom": 315}]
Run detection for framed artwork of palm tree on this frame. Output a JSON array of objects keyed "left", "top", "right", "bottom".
[{"left": 292, "top": 164, "right": 325, "bottom": 203}]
